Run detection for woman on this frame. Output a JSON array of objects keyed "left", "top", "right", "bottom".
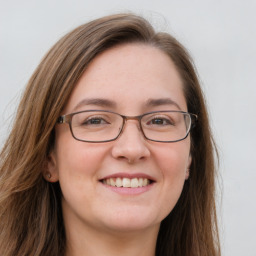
[{"left": 0, "top": 13, "right": 220, "bottom": 256}]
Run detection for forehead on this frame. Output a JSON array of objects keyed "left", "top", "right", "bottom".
[{"left": 64, "top": 43, "right": 187, "bottom": 113}]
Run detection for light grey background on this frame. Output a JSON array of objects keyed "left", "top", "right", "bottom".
[{"left": 1, "top": 1, "right": 255, "bottom": 255}]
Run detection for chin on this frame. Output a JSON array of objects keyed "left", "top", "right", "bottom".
[{"left": 99, "top": 208, "right": 162, "bottom": 233}]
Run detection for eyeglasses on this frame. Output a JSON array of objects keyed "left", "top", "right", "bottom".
[{"left": 57, "top": 110, "right": 198, "bottom": 143}]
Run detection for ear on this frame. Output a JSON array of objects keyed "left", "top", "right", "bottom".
[
  {"left": 43, "top": 150, "right": 59, "bottom": 182},
  {"left": 185, "top": 155, "right": 192, "bottom": 180}
]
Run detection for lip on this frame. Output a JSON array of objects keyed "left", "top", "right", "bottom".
[
  {"left": 99, "top": 172, "right": 156, "bottom": 195},
  {"left": 101, "top": 182, "right": 154, "bottom": 195},
  {"left": 99, "top": 172, "right": 156, "bottom": 181}
]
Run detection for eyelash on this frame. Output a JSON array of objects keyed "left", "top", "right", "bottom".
[
  {"left": 146, "top": 116, "right": 174, "bottom": 126},
  {"left": 82, "top": 116, "right": 109, "bottom": 125}
]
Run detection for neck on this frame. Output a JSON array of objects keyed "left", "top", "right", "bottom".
[{"left": 64, "top": 221, "right": 159, "bottom": 256}]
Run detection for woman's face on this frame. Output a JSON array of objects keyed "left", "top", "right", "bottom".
[{"left": 48, "top": 44, "right": 191, "bottom": 235}]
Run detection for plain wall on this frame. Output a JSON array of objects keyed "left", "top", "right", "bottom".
[{"left": 1, "top": 1, "right": 255, "bottom": 255}]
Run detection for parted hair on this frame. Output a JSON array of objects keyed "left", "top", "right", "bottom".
[{"left": 0, "top": 13, "right": 220, "bottom": 256}]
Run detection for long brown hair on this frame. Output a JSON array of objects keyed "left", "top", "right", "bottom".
[{"left": 0, "top": 13, "right": 220, "bottom": 256}]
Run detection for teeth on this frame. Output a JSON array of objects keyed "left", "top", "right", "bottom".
[
  {"left": 116, "top": 178, "right": 122, "bottom": 187},
  {"left": 143, "top": 178, "right": 148, "bottom": 186},
  {"left": 138, "top": 178, "right": 143, "bottom": 187},
  {"left": 110, "top": 178, "right": 115, "bottom": 186},
  {"left": 102, "top": 177, "right": 150, "bottom": 188},
  {"left": 131, "top": 178, "right": 138, "bottom": 188},
  {"left": 123, "top": 178, "right": 131, "bottom": 187}
]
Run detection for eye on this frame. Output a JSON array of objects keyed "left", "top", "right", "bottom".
[
  {"left": 146, "top": 116, "right": 174, "bottom": 126},
  {"left": 149, "top": 118, "right": 172, "bottom": 125},
  {"left": 82, "top": 116, "right": 110, "bottom": 126}
]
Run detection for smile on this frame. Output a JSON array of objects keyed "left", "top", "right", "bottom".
[{"left": 101, "top": 177, "right": 152, "bottom": 188}]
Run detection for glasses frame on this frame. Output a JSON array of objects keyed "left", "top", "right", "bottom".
[{"left": 57, "top": 110, "right": 198, "bottom": 143}]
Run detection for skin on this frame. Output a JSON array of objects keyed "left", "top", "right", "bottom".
[{"left": 47, "top": 43, "right": 192, "bottom": 256}]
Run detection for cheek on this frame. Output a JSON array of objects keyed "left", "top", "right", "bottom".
[
  {"left": 55, "top": 141, "right": 111, "bottom": 209},
  {"left": 154, "top": 140, "right": 190, "bottom": 178},
  {"left": 159, "top": 148, "right": 189, "bottom": 198},
  {"left": 56, "top": 142, "right": 109, "bottom": 179},
  {"left": 152, "top": 141, "right": 190, "bottom": 216}
]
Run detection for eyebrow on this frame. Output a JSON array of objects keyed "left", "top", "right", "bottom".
[
  {"left": 145, "top": 98, "right": 182, "bottom": 110},
  {"left": 73, "top": 97, "right": 182, "bottom": 112},
  {"left": 73, "top": 98, "right": 117, "bottom": 111}
]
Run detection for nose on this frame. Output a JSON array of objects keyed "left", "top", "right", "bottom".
[{"left": 111, "top": 120, "right": 150, "bottom": 163}]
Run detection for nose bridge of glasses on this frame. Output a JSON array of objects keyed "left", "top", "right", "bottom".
[
  {"left": 124, "top": 115, "right": 141, "bottom": 122},
  {"left": 121, "top": 115, "right": 143, "bottom": 132}
]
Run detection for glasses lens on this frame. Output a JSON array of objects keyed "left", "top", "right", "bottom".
[
  {"left": 141, "top": 111, "right": 191, "bottom": 142},
  {"left": 71, "top": 111, "right": 123, "bottom": 142},
  {"left": 69, "top": 111, "right": 192, "bottom": 142}
]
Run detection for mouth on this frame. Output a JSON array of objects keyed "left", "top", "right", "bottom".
[{"left": 100, "top": 177, "right": 153, "bottom": 188}]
